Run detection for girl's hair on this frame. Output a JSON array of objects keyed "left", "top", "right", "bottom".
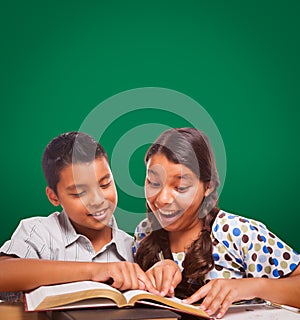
[
  {"left": 135, "top": 128, "right": 220, "bottom": 298},
  {"left": 42, "top": 131, "right": 108, "bottom": 195}
]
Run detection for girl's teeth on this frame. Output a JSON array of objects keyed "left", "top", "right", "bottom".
[{"left": 159, "top": 209, "right": 177, "bottom": 216}]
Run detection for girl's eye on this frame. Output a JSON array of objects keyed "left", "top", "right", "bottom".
[
  {"left": 176, "top": 186, "right": 190, "bottom": 193},
  {"left": 147, "top": 179, "right": 161, "bottom": 188}
]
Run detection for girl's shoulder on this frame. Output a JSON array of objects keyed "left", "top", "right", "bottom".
[
  {"left": 134, "top": 218, "right": 152, "bottom": 242},
  {"left": 212, "top": 210, "right": 271, "bottom": 241}
]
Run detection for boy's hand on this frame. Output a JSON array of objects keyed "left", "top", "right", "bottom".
[
  {"left": 90, "top": 262, "right": 159, "bottom": 294},
  {"left": 146, "top": 259, "right": 182, "bottom": 297},
  {"left": 183, "top": 278, "right": 257, "bottom": 318}
]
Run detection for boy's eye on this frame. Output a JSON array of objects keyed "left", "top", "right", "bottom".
[
  {"left": 100, "top": 179, "right": 112, "bottom": 189},
  {"left": 70, "top": 191, "right": 86, "bottom": 198}
]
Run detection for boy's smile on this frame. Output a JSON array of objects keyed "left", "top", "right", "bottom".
[{"left": 47, "top": 157, "right": 117, "bottom": 242}]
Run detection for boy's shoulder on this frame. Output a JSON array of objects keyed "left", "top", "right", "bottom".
[
  {"left": 19, "top": 211, "right": 60, "bottom": 223},
  {"left": 8, "top": 211, "right": 69, "bottom": 241},
  {"left": 17, "top": 211, "right": 62, "bottom": 228}
]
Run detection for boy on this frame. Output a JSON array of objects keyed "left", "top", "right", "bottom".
[{"left": 0, "top": 132, "right": 155, "bottom": 298}]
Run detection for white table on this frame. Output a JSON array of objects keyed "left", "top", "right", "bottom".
[{"left": 224, "top": 304, "right": 300, "bottom": 320}]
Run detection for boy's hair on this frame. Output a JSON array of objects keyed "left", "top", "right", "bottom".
[{"left": 42, "top": 131, "right": 108, "bottom": 195}]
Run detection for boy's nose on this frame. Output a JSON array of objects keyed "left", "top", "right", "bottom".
[{"left": 87, "top": 189, "right": 105, "bottom": 209}]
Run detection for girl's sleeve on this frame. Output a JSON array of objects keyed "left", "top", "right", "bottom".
[{"left": 220, "top": 215, "right": 300, "bottom": 278}]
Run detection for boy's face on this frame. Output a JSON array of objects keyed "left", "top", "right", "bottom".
[{"left": 47, "top": 157, "right": 117, "bottom": 237}]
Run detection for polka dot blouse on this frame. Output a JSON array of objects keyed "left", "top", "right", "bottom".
[{"left": 133, "top": 210, "right": 300, "bottom": 282}]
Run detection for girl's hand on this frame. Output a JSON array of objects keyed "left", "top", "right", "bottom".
[
  {"left": 146, "top": 259, "right": 182, "bottom": 297},
  {"left": 183, "top": 278, "right": 258, "bottom": 318}
]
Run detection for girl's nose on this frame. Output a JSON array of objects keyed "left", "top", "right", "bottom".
[{"left": 155, "top": 186, "right": 173, "bottom": 206}]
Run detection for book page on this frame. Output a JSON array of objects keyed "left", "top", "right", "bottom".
[
  {"left": 123, "top": 290, "right": 182, "bottom": 304},
  {"left": 25, "top": 281, "right": 122, "bottom": 311},
  {"left": 123, "top": 289, "right": 149, "bottom": 303},
  {"left": 42, "top": 298, "right": 118, "bottom": 311},
  {"left": 122, "top": 290, "right": 209, "bottom": 318},
  {"left": 123, "top": 290, "right": 200, "bottom": 310}
]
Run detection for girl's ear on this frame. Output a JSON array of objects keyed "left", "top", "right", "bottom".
[
  {"left": 204, "top": 182, "right": 214, "bottom": 197},
  {"left": 46, "top": 186, "right": 60, "bottom": 206}
]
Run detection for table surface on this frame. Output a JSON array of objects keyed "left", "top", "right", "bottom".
[
  {"left": 0, "top": 302, "right": 49, "bottom": 320},
  {"left": 1, "top": 301, "right": 300, "bottom": 320}
]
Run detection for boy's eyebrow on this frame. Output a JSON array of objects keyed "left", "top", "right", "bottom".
[
  {"left": 66, "top": 184, "right": 86, "bottom": 191},
  {"left": 65, "top": 174, "right": 112, "bottom": 191},
  {"left": 99, "top": 173, "right": 111, "bottom": 182}
]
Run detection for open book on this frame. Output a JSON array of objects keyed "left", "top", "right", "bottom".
[{"left": 24, "top": 280, "right": 210, "bottom": 318}]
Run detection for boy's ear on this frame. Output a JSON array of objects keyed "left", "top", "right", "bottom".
[{"left": 46, "top": 187, "right": 60, "bottom": 206}]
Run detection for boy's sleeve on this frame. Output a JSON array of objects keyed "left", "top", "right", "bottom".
[{"left": 0, "top": 218, "right": 51, "bottom": 259}]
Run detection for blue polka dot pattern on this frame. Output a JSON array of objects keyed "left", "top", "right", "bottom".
[
  {"left": 263, "top": 246, "right": 269, "bottom": 254},
  {"left": 257, "top": 264, "right": 263, "bottom": 272},
  {"left": 213, "top": 253, "right": 220, "bottom": 261},
  {"left": 233, "top": 228, "right": 241, "bottom": 236},
  {"left": 290, "top": 263, "right": 297, "bottom": 271},
  {"left": 277, "top": 242, "right": 284, "bottom": 249},
  {"left": 273, "top": 269, "right": 279, "bottom": 277},
  {"left": 132, "top": 210, "right": 300, "bottom": 282}
]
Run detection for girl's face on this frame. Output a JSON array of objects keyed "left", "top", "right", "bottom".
[
  {"left": 145, "top": 153, "right": 210, "bottom": 232},
  {"left": 47, "top": 157, "right": 117, "bottom": 238}
]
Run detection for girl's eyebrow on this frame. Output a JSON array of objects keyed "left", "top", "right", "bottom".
[
  {"left": 148, "top": 168, "right": 159, "bottom": 176},
  {"left": 175, "top": 174, "right": 193, "bottom": 181},
  {"left": 148, "top": 169, "right": 193, "bottom": 182}
]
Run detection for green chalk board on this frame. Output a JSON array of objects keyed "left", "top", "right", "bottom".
[{"left": 0, "top": 1, "right": 299, "bottom": 252}]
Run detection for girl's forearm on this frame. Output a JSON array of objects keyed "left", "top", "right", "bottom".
[
  {"left": 256, "top": 276, "right": 300, "bottom": 308},
  {"left": 0, "top": 257, "right": 94, "bottom": 291}
]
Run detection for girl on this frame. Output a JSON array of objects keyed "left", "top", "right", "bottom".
[{"left": 133, "top": 128, "right": 300, "bottom": 318}]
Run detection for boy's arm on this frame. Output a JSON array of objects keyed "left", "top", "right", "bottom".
[{"left": 0, "top": 255, "right": 157, "bottom": 293}]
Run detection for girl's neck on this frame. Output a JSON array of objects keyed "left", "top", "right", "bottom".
[{"left": 168, "top": 219, "right": 203, "bottom": 253}]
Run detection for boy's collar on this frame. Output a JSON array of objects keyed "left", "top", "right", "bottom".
[{"left": 58, "top": 211, "right": 131, "bottom": 261}]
